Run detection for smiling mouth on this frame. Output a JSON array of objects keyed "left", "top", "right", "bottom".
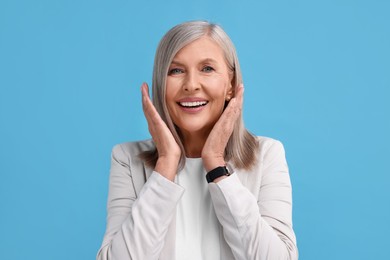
[{"left": 178, "top": 101, "right": 208, "bottom": 108}]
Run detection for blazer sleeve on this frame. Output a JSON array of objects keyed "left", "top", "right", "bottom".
[
  {"left": 97, "top": 144, "right": 184, "bottom": 260},
  {"left": 208, "top": 140, "right": 298, "bottom": 260}
]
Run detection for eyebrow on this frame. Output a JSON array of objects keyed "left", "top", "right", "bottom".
[
  {"left": 170, "top": 60, "right": 185, "bottom": 67},
  {"left": 170, "top": 58, "right": 218, "bottom": 66}
]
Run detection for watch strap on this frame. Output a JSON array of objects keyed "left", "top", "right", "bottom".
[{"left": 206, "top": 166, "right": 231, "bottom": 183}]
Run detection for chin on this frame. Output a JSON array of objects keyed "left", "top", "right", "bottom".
[{"left": 176, "top": 122, "right": 215, "bottom": 135}]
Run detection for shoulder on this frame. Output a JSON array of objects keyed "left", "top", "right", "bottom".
[
  {"left": 255, "top": 136, "right": 287, "bottom": 163},
  {"left": 232, "top": 136, "right": 288, "bottom": 194},
  {"left": 256, "top": 136, "right": 284, "bottom": 150},
  {"left": 113, "top": 139, "right": 155, "bottom": 154},
  {"left": 111, "top": 139, "right": 155, "bottom": 162}
]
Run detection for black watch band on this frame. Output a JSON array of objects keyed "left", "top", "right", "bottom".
[{"left": 206, "top": 166, "right": 231, "bottom": 183}]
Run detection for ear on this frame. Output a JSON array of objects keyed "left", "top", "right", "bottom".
[{"left": 226, "top": 82, "right": 234, "bottom": 101}]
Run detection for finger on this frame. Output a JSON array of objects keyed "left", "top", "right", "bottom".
[
  {"left": 141, "top": 83, "right": 155, "bottom": 117},
  {"left": 230, "top": 84, "right": 244, "bottom": 115},
  {"left": 216, "top": 85, "right": 243, "bottom": 128},
  {"left": 140, "top": 83, "right": 166, "bottom": 130},
  {"left": 141, "top": 83, "right": 157, "bottom": 128},
  {"left": 235, "top": 83, "right": 244, "bottom": 107},
  {"left": 225, "top": 84, "right": 244, "bottom": 116},
  {"left": 225, "top": 83, "right": 243, "bottom": 110},
  {"left": 141, "top": 83, "right": 151, "bottom": 109}
]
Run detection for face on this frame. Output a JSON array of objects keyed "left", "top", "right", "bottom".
[{"left": 165, "top": 36, "right": 234, "bottom": 138}]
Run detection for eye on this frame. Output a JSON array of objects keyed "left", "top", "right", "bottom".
[
  {"left": 202, "top": 66, "right": 215, "bottom": 73},
  {"left": 168, "top": 68, "right": 183, "bottom": 75}
]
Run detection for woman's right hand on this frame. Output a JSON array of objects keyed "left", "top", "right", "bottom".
[{"left": 141, "top": 82, "right": 181, "bottom": 181}]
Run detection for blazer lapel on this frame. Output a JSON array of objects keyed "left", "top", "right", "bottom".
[
  {"left": 144, "top": 163, "right": 154, "bottom": 180},
  {"left": 130, "top": 159, "right": 154, "bottom": 197}
]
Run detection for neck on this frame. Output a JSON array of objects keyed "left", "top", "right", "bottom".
[{"left": 180, "top": 129, "right": 210, "bottom": 158}]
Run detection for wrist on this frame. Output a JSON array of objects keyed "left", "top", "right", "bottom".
[
  {"left": 155, "top": 156, "right": 180, "bottom": 181},
  {"left": 202, "top": 157, "right": 226, "bottom": 172}
]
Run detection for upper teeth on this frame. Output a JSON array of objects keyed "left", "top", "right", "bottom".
[{"left": 180, "top": 101, "right": 207, "bottom": 107}]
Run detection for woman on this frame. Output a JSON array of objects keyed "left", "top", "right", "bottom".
[{"left": 97, "top": 21, "right": 298, "bottom": 260}]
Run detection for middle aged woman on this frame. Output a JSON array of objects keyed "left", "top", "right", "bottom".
[{"left": 97, "top": 21, "right": 298, "bottom": 260}]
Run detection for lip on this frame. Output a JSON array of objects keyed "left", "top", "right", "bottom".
[
  {"left": 177, "top": 97, "right": 208, "bottom": 102},
  {"left": 178, "top": 105, "right": 207, "bottom": 113},
  {"left": 176, "top": 97, "right": 208, "bottom": 114}
]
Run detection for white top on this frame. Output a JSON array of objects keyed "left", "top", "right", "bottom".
[
  {"left": 97, "top": 137, "right": 298, "bottom": 260},
  {"left": 175, "top": 158, "right": 220, "bottom": 260}
]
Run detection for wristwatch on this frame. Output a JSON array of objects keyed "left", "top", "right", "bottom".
[{"left": 206, "top": 166, "right": 231, "bottom": 183}]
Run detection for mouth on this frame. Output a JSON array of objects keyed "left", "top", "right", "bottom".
[{"left": 177, "top": 101, "right": 208, "bottom": 108}]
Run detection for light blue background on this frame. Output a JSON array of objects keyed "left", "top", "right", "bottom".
[{"left": 1, "top": 0, "right": 389, "bottom": 259}]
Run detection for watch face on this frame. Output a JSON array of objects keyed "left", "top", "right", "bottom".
[
  {"left": 226, "top": 164, "right": 234, "bottom": 173},
  {"left": 224, "top": 166, "right": 231, "bottom": 176}
]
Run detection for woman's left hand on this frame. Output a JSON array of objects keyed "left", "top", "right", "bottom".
[{"left": 201, "top": 84, "right": 244, "bottom": 172}]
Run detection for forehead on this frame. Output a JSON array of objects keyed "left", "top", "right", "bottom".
[{"left": 173, "top": 36, "right": 225, "bottom": 62}]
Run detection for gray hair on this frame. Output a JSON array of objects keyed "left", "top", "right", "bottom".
[{"left": 141, "top": 20, "right": 258, "bottom": 170}]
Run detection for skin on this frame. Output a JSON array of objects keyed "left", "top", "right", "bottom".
[{"left": 141, "top": 36, "right": 244, "bottom": 182}]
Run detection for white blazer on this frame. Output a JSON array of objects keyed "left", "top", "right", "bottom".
[{"left": 97, "top": 137, "right": 298, "bottom": 260}]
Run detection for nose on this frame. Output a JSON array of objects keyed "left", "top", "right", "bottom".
[{"left": 183, "top": 70, "right": 200, "bottom": 92}]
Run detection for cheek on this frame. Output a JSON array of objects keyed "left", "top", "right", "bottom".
[
  {"left": 165, "top": 78, "right": 181, "bottom": 101},
  {"left": 201, "top": 76, "right": 231, "bottom": 98}
]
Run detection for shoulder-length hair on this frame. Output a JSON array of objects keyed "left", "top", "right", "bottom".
[{"left": 140, "top": 20, "right": 259, "bottom": 171}]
